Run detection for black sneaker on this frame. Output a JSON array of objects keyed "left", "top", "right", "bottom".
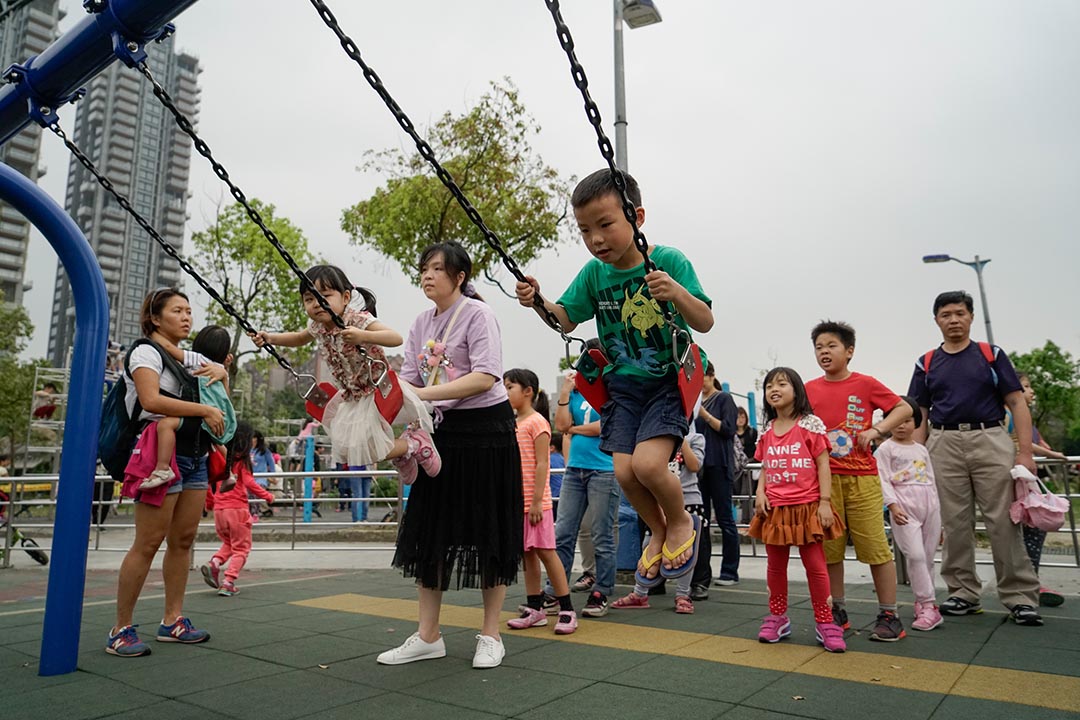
[
  {"left": 1009, "top": 604, "right": 1044, "bottom": 626},
  {"left": 571, "top": 572, "right": 596, "bottom": 593},
  {"left": 869, "top": 610, "right": 906, "bottom": 642},
  {"left": 541, "top": 594, "right": 559, "bottom": 615},
  {"left": 582, "top": 590, "right": 609, "bottom": 618},
  {"left": 940, "top": 596, "right": 983, "bottom": 616},
  {"left": 831, "top": 603, "right": 850, "bottom": 630},
  {"left": 690, "top": 584, "right": 709, "bottom": 601}
]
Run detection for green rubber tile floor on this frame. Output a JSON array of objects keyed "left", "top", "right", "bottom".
[{"left": 3, "top": 567, "right": 1079, "bottom": 720}]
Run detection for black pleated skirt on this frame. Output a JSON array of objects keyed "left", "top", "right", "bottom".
[{"left": 392, "top": 401, "right": 523, "bottom": 590}]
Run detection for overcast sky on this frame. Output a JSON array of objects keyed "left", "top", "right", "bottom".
[{"left": 23, "top": 0, "right": 1080, "bottom": 409}]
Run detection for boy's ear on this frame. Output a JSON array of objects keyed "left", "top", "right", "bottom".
[{"left": 634, "top": 206, "right": 645, "bottom": 228}]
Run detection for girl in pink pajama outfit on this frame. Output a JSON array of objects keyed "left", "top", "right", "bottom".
[
  {"left": 874, "top": 399, "right": 944, "bottom": 631},
  {"left": 200, "top": 423, "right": 274, "bottom": 596}
]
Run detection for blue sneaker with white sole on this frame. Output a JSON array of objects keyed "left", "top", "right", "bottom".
[{"left": 157, "top": 616, "right": 210, "bottom": 643}]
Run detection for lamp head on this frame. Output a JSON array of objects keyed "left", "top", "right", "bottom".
[
  {"left": 922, "top": 254, "right": 951, "bottom": 264},
  {"left": 622, "top": 0, "right": 663, "bottom": 28}
]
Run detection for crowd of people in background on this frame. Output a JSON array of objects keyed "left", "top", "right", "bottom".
[{"left": 90, "top": 169, "right": 1066, "bottom": 669}]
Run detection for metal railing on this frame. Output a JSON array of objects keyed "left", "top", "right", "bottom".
[{"left": 3, "top": 459, "right": 1079, "bottom": 570}]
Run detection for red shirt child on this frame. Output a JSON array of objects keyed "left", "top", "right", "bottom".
[
  {"left": 805, "top": 372, "right": 901, "bottom": 476},
  {"left": 754, "top": 415, "right": 831, "bottom": 506}
]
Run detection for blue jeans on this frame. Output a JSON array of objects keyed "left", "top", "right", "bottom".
[
  {"left": 544, "top": 467, "right": 619, "bottom": 596},
  {"left": 336, "top": 464, "right": 370, "bottom": 522}
]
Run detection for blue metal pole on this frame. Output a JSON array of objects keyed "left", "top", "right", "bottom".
[
  {"left": 303, "top": 436, "right": 314, "bottom": 523},
  {"left": 747, "top": 391, "right": 758, "bottom": 430},
  {"left": 0, "top": 163, "right": 108, "bottom": 676},
  {"left": 0, "top": 0, "right": 200, "bottom": 145}
]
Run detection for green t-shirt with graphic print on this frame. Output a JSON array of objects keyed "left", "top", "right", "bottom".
[{"left": 557, "top": 246, "right": 711, "bottom": 379}]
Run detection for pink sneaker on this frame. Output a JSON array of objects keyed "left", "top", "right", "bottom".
[
  {"left": 554, "top": 610, "right": 578, "bottom": 635},
  {"left": 392, "top": 455, "right": 418, "bottom": 485},
  {"left": 815, "top": 622, "right": 847, "bottom": 653},
  {"left": 758, "top": 614, "right": 791, "bottom": 643},
  {"left": 407, "top": 428, "right": 442, "bottom": 478},
  {"left": 507, "top": 607, "right": 547, "bottom": 629},
  {"left": 912, "top": 602, "right": 944, "bottom": 631},
  {"left": 200, "top": 559, "right": 221, "bottom": 589},
  {"left": 611, "top": 592, "right": 650, "bottom": 609}
]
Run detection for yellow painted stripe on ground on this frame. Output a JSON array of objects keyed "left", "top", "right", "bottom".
[{"left": 293, "top": 593, "right": 1080, "bottom": 712}]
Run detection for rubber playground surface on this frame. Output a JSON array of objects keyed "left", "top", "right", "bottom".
[{"left": 2, "top": 565, "right": 1078, "bottom": 720}]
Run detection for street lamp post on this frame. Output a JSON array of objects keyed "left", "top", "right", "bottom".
[
  {"left": 922, "top": 254, "right": 995, "bottom": 345},
  {"left": 613, "top": 0, "right": 662, "bottom": 172}
]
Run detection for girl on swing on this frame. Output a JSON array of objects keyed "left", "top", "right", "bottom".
[{"left": 251, "top": 265, "right": 439, "bottom": 483}]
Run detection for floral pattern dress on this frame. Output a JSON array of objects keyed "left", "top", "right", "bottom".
[{"left": 310, "top": 308, "right": 432, "bottom": 467}]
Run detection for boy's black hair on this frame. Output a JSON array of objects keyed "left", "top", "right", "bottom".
[
  {"left": 227, "top": 421, "right": 255, "bottom": 473},
  {"left": 550, "top": 431, "right": 563, "bottom": 450},
  {"left": 418, "top": 241, "right": 483, "bottom": 301},
  {"left": 504, "top": 368, "right": 550, "bottom": 421},
  {"left": 811, "top": 320, "right": 856, "bottom": 349},
  {"left": 303, "top": 264, "right": 378, "bottom": 317},
  {"left": 933, "top": 290, "right": 974, "bottom": 315},
  {"left": 191, "top": 325, "right": 231, "bottom": 364},
  {"left": 42, "top": 382, "right": 58, "bottom": 392},
  {"left": 761, "top": 367, "right": 814, "bottom": 423},
  {"left": 571, "top": 169, "right": 642, "bottom": 209},
  {"left": 900, "top": 396, "right": 922, "bottom": 428}
]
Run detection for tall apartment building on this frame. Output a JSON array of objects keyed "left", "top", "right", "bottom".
[
  {"left": 0, "top": 0, "right": 61, "bottom": 308},
  {"left": 48, "top": 34, "right": 200, "bottom": 366}
]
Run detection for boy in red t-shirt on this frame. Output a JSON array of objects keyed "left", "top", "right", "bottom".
[{"left": 805, "top": 320, "right": 913, "bottom": 642}]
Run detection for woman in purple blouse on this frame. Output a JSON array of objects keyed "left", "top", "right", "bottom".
[{"left": 378, "top": 241, "right": 523, "bottom": 670}]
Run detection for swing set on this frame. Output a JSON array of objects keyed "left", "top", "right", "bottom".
[{"left": 0, "top": 0, "right": 703, "bottom": 676}]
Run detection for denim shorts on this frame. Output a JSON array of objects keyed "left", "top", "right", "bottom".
[
  {"left": 599, "top": 373, "right": 688, "bottom": 456},
  {"left": 166, "top": 454, "right": 210, "bottom": 495}
]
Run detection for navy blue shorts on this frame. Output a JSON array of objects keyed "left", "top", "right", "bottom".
[{"left": 599, "top": 373, "right": 688, "bottom": 456}]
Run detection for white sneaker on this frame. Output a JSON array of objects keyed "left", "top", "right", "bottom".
[
  {"left": 376, "top": 632, "right": 446, "bottom": 665},
  {"left": 472, "top": 634, "right": 505, "bottom": 669}
]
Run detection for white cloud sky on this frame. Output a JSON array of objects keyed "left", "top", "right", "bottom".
[{"left": 23, "top": 0, "right": 1080, "bottom": 411}]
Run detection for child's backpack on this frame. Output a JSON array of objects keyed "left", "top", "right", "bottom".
[
  {"left": 98, "top": 340, "right": 198, "bottom": 482},
  {"left": 1009, "top": 465, "right": 1068, "bottom": 532}
]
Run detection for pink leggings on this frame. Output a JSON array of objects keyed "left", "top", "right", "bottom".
[
  {"left": 212, "top": 508, "right": 253, "bottom": 583},
  {"left": 766, "top": 542, "right": 832, "bottom": 623}
]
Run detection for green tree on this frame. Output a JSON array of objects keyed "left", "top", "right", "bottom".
[
  {"left": 1010, "top": 341, "right": 1080, "bottom": 450},
  {"left": 341, "top": 78, "right": 574, "bottom": 295},
  {"left": 190, "top": 200, "right": 317, "bottom": 384},
  {"left": 0, "top": 294, "right": 40, "bottom": 455}
]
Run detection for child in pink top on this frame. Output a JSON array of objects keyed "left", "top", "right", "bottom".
[
  {"left": 503, "top": 369, "right": 576, "bottom": 635},
  {"left": 874, "top": 398, "right": 944, "bottom": 631},
  {"left": 750, "top": 367, "right": 846, "bottom": 652},
  {"left": 200, "top": 422, "right": 274, "bottom": 596}
]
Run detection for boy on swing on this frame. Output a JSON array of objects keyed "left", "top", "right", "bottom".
[{"left": 516, "top": 169, "right": 714, "bottom": 592}]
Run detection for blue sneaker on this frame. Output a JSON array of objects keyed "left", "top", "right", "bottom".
[
  {"left": 156, "top": 616, "right": 210, "bottom": 644},
  {"left": 105, "top": 624, "right": 151, "bottom": 657}
]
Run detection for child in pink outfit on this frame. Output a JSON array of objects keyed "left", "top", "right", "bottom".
[
  {"left": 201, "top": 422, "right": 273, "bottom": 596},
  {"left": 874, "top": 398, "right": 944, "bottom": 631}
]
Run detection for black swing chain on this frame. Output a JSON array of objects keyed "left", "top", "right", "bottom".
[
  {"left": 134, "top": 61, "right": 350, "bottom": 334},
  {"left": 306, "top": 0, "right": 577, "bottom": 344},
  {"left": 46, "top": 121, "right": 304, "bottom": 381},
  {"left": 541, "top": 0, "right": 685, "bottom": 336}
]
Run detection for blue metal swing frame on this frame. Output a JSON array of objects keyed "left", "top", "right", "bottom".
[{"left": 0, "top": 0, "right": 200, "bottom": 676}]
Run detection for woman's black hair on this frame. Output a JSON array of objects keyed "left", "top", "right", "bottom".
[
  {"left": 504, "top": 368, "right": 550, "bottom": 420},
  {"left": 227, "top": 422, "right": 255, "bottom": 473},
  {"left": 761, "top": 366, "right": 814, "bottom": 423},
  {"left": 253, "top": 430, "right": 267, "bottom": 453},
  {"left": 419, "top": 241, "right": 484, "bottom": 302},
  {"left": 704, "top": 360, "right": 722, "bottom": 391},
  {"left": 302, "top": 264, "right": 378, "bottom": 317},
  {"left": 140, "top": 287, "right": 189, "bottom": 337},
  {"left": 191, "top": 325, "right": 231, "bottom": 364}
]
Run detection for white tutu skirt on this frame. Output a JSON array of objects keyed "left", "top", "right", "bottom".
[{"left": 322, "top": 384, "right": 433, "bottom": 468}]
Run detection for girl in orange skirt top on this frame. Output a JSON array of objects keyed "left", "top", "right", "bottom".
[{"left": 749, "top": 367, "right": 846, "bottom": 652}]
